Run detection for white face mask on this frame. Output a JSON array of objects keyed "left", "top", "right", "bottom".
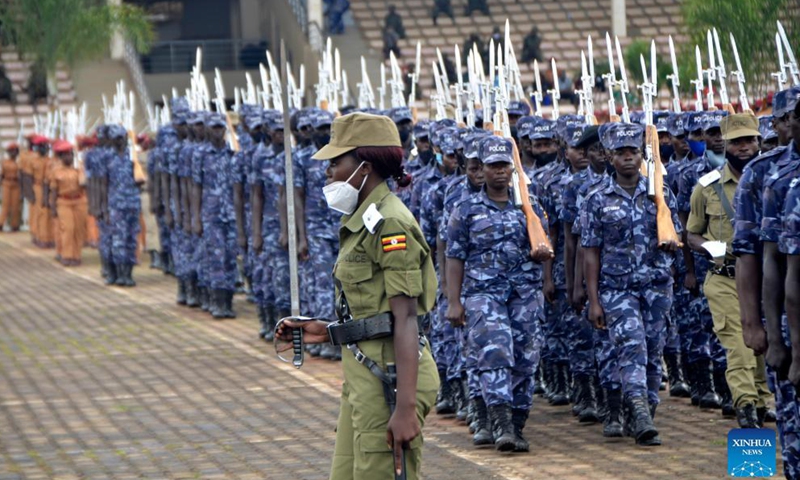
[{"left": 323, "top": 161, "right": 367, "bottom": 215}]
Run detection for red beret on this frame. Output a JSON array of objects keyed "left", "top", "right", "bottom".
[
  {"left": 30, "top": 135, "right": 49, "bottom": 145},
  {"left": 6, "top": 142, "right": 19, "bottom": 151},
  {"left": 52, "top": 140, "right": 74, "bottom": 154}
]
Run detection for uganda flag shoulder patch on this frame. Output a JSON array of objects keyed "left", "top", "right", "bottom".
[{"left": 381, "top": 233, "right": 407, "bottom": 252}]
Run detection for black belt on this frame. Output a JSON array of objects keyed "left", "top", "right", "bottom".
[
  {"left": 711, "top": 262, "right": 736, "bottom": 278},
  {"left": 327, "top": 313, "right": 425, "bottom": 346}
]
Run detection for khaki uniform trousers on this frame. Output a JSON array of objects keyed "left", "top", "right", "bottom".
[
  {"left": 331, "top": 336, "right": 440, "bottom": 480},
  {"left": 704, "top": 272, "right": 771, "bottom": 408},
  {"left": 0, "top": 180, "right": 22, "bottom": 230},
  {"left": 56, "top": 197, "right": 88, "bottom": 261}
]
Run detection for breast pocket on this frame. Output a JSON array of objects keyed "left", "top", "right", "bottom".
[
  {"left": 335, "top": 262, "right": 377, "bottom": 315},
  {"left": 601, "top": 208, "right": 629, "bottom": 245}
]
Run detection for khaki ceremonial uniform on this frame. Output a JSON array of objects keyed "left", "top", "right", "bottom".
[
  {"left": 687, "top": 163, "right": 770, "bottom": 408},
  {"left": 331, "top": 181, "right": 440, "bottom": 480},
  {"left": 0, "top": 159, "right": 22, "bottom": 230},
  {"left": 50, "top": 166, "right": 88, "bottom": 262}
]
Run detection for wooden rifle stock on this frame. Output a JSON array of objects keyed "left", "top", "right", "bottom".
[
  {"left": 127, "top": 130, "right": 146, "bottom": 185},
  {"left": 645, "top": 124, "right": 682, "bottom": 246},
  {"left": 224, "top": 113, "right": 241, "bottom": 152}
]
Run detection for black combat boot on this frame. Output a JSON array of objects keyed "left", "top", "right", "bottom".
[
  {"left": 211, "top": 290, "right": 226, "bottom": 319},
  {"left": 149, "top": 249, "right": 161, "bottom": 270},
  {"left": 665, "top": 352, "right": 691, "bottom": 398},
  {"left": 467, "top": 398, "right": 476, "bottom": 432},
  {"left": 262, "top": 305, "right": 277, "bottom": 342},
  {"left": 757, "top": 406, "right": 776, "bottom": 426},
  {"left": 257, "top": 305, "right": 269, "bottom": 339},
  {"left": 163, "top": 251, "right": 173, "bottom": 275},
  {"left": 176, "top": 279, "right": 187, "bottom": 305},
  {"left": 714, "top": 368, "right": 735, "bottom": 417},
  {"left": 694, "top": 360, "right": 722, "bottom": 409},
  {"left": 320, "top": 343, "right": 338, "bottom": 359},
  {"left": 223, "top": 291, "right": 236, "bottom": 318},
  {"left": 488, "top": 404, "right": 516, "bottom": 452},
  {"left": 126, "top": 265, "right": 136, "bottom": 287},
  {"left": 436, "top": 375, "right": 456, "bottom": 415},
  {"left": 548, "top": 363, "right": 570, "bottom": 406},
  {"left": 105, "top": 261, "right": 118, "bottom": 285},
  {"left": 602, "top": 389, "right": 624, "bottom": 438},
  {"left": 533, "top": 365, "right": 546, "bottom": 395},
  {"left": 456, "top": 379, "right": 469, "bottom": 422},
  {"left": 628, "top": 396, "right": 660, "bottom": 446},
  {"left": 596, "top": 379, "right": 609, "bottom": 422},
  {"left": 574, "top": 374, "right": 599, "bottom": 423},
  {"left": 245, "top": 275, "right": 256, "bottom": 303},
  {"left": 685, "top": 362, "right": 700, "bottom": 406},
  {"left": 100, "top": 256, "right": 109, "bottom": 279},
  {"left": 186, "top": 276, "right": 199, "bottom": 308},
  {"left": 115, "top": 263, "right": 128, "bottom": 286},
  {"left": 737, "top": 403, "right": 759, "bottom": 428},
  {"left": 200, "top": 287, "right": 210, "bottom": 311},
  {"left": 471, "top": 398, "right": 493, "bottom": 446},
  {"left": 511, "top": 408, "right": 530, "bottom": 452}
]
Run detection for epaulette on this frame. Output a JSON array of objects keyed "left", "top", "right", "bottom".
[
  {"left": 698, "top": 169, "right": 721, "bottom": 187},
  {"left": 362, "top": 203, "right": 384, "bottom": 234}
]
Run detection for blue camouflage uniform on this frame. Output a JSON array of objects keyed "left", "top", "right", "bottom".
[
  {"left": 190, "top": 114, "right": 211, "bottom": 290},
  {"left": 107, "top": 126, "right": 142, "bottom": 267},
  {"left": 197, "top": 114, "right": 238, "bottom": 293},
  {"left": 84, "top": 138, "right": 113, "bottom": 263},
  {"left": 446, "top": 136, "right": 548, "bottom": 410},
  {"left": 735, "top": 124, "right": 799, "bottom": 478},
  {"left": 582, "top": 124, "right": 682, "bottom": 406},
  {"left": 151, "top": 127, "right": 172, "bottom": 260}
]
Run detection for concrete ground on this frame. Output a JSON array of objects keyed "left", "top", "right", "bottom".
[{"left": 0, "top": 231, "right": 780, "bottom": 479}]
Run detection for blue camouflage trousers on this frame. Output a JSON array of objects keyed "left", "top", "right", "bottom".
[
  {"left": 171, "top": 228, "right": 186, "bottom": 279},
  {"left": 193, "top": 234, "right": 207, "bottom": 287},
  {"left": 593, "top": 322, "right": 621, "bottom": 391},
  {"left": 301, "top": 234, "right": 338, "bottom": 319},
  {"left": 156, "top": 214, "right": 170, "bottom": 254},
  {"left": 563, "top": 294, "right": 596, "bottom": 377},
  {"left": 98, "top": 219, "right": 112, "bottom": 262},
  {"left": 465, "top": 289, "right": 544, "bottom": 410},
  {"left": 600, "top": 282, "right": 671, "bottom": 405},
  {"left": 204, "top": 220, "right": 237, "bottom": 292},
  {"left": 110, "top": 207, "right": 140, "bottom": 266},
  {"left": 262, "top": 229, "right": 290, "bottom": 311},
  {"left": 541, "top": 290, "right": 570, "bottom": 364},
  {"left": 431, "top": 293, "right": 462, "bottom": 382}
]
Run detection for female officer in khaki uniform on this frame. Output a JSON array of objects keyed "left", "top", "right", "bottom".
[{"left": 278, "top": 112, "right": 439, "bottom": 480}]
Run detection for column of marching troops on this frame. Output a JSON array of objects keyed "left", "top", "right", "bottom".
[{"left": 2, "top": 84, "right": 800, "bottom": 472}]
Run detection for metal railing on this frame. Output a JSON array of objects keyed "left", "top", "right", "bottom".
[
  {"left": 123, "top": 39, "right": 153, "bottom": 111},
  {"left": 140, "top": 39, "right": 270, "bottom": 74}
]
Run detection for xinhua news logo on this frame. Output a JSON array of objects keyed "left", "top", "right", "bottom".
[{"left": 728, "top": 428, "right": 777, "bottom": 478}]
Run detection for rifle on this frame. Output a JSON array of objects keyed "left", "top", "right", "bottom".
[
  {"left": 691, "top": 45, "right": 705, "bottom": 112},
  {"left": 436, "top": 47, "right": 453, "bottom": 105},
  {"left": 491, "top": 34, "right": 553, "bottom": 257},
  {"left": 777, "top": 21, "right": 800, "bottom": 86},
  {"left": 729, "top": 34, "right": 753, "bottom": 115},
  {"left": 532, "top": 59, "right": 543, "bottom": 117},
  {"left": 260, "top": 63, "right": 272, "bottom": 109},
  {"left": 408, "top": 41, "right": 421, "bottom": 118},
  {"left": 266, "top": 51, "right": 283, "bottom": 112},
  {"left": 712, "top": 29, "right": 734, "bottom": 114},
  {"left": 358, "top": 56, "right": 376, "bottom": 109},
  {"left": 580, "top": 50, "right": 596, "bottom": 125},
  {"left": 667, "top": 36, "right": 681, "bottom": 113},
  {"left": 614, "top": 36, "right": 630, "bottom": 123},
  {"left": 705, "top": 30, "right": 717, "bottom": 110},
  {"left": 389, "top": 51, "right": 406, "bottom": 108},
  {"left": 431, "top": 62, "right": 448, "bottom": 120},
  {"left": 604, "top": 32, "right": 620, "bottom": 122},
  {"left": 640, "top": 41, "right": 682, "bottom": 247},
  {"left": 214, "top": 68, "right": 240, "bottom": 152},
  {"left": 454, "top": 44, "right": 464, "bottom": 124},
  {"left": 548, "top": 58, "right": 561, "bottom": 120},
  {"left": 378, "top": 63, "right": 387, "bottom": 111}
]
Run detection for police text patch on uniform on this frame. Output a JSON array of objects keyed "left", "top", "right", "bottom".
[{"left": 381, "top": 233, "right": 407, "bottom": 252}]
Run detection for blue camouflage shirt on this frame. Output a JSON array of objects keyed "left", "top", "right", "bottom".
[
  {"left": 447, "top": 187, "right": 549, "bottom": 297},
  {"left": 293, "top": 144, "right": 340, "bottom": 239},
  {"left": 780, "top": 178, "right": 800, "bottom": 255},
  {"left": 761, "top": 142, "right": 800, "bottom": 244},
  {"left": 197, "top": 143, "right": 236, "bottom": 223},
  {"left": 108, "top": 149, "right": 141, "bottom": 211},
  {"left": 582, "top": 175, "right": 681, "bottom": 290}
]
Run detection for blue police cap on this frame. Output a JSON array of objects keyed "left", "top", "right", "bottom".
[
  {"left": 463, "top": 130, "right": 490, "bottom": 159},
  {"left": 773, "top": 86, "right": 800, "bottom": 118},
  {"left": 603, "top": 123, "right": 644, "bottom": 150},
  {"left": 629, "top": 111, "right": 645, "bottom": 125},
  {"left": 433, "top": 126, "right": 459, "bottom": 150},
  {"left": 758, "top": 115, "right": 777, "bottom": 141},
  {"left": 207, "top": 112, "right": 227, "bottom": 128},
  {"left": 507, "top": 100, "right": 531, "bottom": 116},
  {"left": 440, "top": 133, "right": 462, "bottom": 155},
  {"left": 479, "top": 136, "right": 514, "bottom": 164},
  {"left": 684, "top": 111, "right": 727, "bottom": 132},
  {"left": 297, "top": 107, "right": 320, "bottom": 129},
  {"left": 170, "top": 97, "right": 190, "bottom": 114},
  {"left": 574, "top": 125, "right": 600, "bottom": 149},
  {"left": 598, "top": 122, "right": 615, "bottom": 148},
  {"left": 667, "top": 112, "right": 685, "bottom": 137},
  {"left": 515, "top": 115, "right": 536, "bottom": 137},
  {"left": 265, "top": 110, "right": 284, "bottom": 131},
  {"left": 311, "top": 110, "right": 334, "bottom": 129},
  {"left": 413, "top": 120, "right": 430, "bottom": 139},
  {"left": 389, "top": 107, "right": 413, "bottom": 124},
  {"left": 564, "top": 124, "right": 587, "bottom": 148},
  {"left": 529, "top": 118, "right": 557, "bottom": 140},
  {"left": 703, "top": 110, "right": 728, "bottom": 130},
  {"left": 556, "top": 115, "right": 585, "bottom": 139},
  {"left": 188, "top": 111, "right": 206, "bottom": 125},
  {"left": 653, "top": 111, "right": 670, "bottom": 133},
  {"left": 107, "top": 124, "right": 128, "bottom": 139},
  {"left": 358, "top": 107, "right": 380, "bottom": 115}
]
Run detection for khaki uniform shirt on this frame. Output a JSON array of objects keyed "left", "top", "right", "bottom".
[
  {"left": 333, "top": 181, "right": 437, "bottom": 320},
  {"left": 687, "top": 163, "right": 739, "bottom": 261}
]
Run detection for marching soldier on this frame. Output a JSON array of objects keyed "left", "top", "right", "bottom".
[
  {"left": 1, "top": 142, "right": 22, "bottom": 231},
  {"left": 49, "top": 140, "right": 88, "bottom": 266},
  {"left": 687, "top": 113, "right": 771, "bottom": 428},
  {"left": 278, "top": 112, "right": 439, "bottom": 480}
]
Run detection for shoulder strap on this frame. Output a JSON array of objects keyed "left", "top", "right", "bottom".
[{"left": 710, "top": 181, "right": 735, "bottom": 223}]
